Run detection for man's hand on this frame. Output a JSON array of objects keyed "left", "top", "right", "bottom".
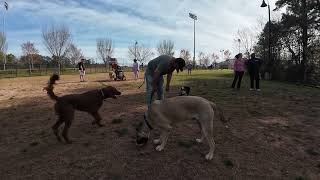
[{"left": 166, "top": 73, "right": 172, "bottom": 92}]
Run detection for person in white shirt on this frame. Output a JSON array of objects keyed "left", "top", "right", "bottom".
[{"left": 132, "top": 59, "right": 139, "bottom": 80}]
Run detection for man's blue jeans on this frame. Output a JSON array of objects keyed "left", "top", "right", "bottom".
[{"left": 146, "top": 74, "right": 164, "bottom": 111}]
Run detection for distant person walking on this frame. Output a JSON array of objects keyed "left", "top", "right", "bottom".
[
  {"left": 187, "top": 63, "right": 192, "bottom": 75},
  {"left": 247, "top": 53, "right": 263, "bottom": 91},
  {"left": 132, "top": 59, "right": 139, "bottom": 80},
  {"left": 78, "top": 59, "right": 86, "bottom": 82},
  {"left": 231, "top": 53, "right": 245, "bottom": 89}
]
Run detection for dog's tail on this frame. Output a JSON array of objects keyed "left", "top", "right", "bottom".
[
  {"left": 209, "top": 101, "right": 226, "bottom": 123},
  {"left": 43, "top": 74, "right": 60, "bottom": 101}
]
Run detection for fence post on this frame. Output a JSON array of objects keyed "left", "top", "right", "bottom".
[
  {"left": 16, "top": 64, "right": 18, "bottom": 77},
  {"left": 39, "top": 64, "right": 42, "bottom": 76},
  {"left": 46, "top": 64, "right": 48, "bottom": 75}
]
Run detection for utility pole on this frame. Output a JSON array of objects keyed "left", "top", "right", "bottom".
[
  {"left": 238, "top": 39, "right": 241, "bottom": 53},
  {"left": 189, "top": 13, "right": 197, "bottom": 67},
  {"left": 3, "top": 1, "right": 8, "bottom": 70},
  {"left": 134, "top": 41, "right": 138, "bottom": 60}
]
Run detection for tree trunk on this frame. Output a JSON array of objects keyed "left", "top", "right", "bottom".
[
  {"left": 58, "top": 58, "right": 61, "bottom": 75},
  {"left": 301, "top": 0, "right": 308, "bottom": 82},
  {"left": 29, "top": 58, "right": 32, "bottom": 76}
]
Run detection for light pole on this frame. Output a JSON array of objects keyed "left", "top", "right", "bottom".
[
  {"left": 237, "top": 39, "right": 241, "bottom": 53},
  {"left": 261, "top": 0, "right": 271, "bottom": 64},
  {"left": 134, "top": 41, "right": 138, "bottom": 60},
  {"left": 189, "top": 13, "right": 197, "bottom": 67},
  {"left": 3, "top": 1, "right": 8, "bottom": 70},
  {"left": 220, "top": 49, "right": 224, "bottom": 61}
]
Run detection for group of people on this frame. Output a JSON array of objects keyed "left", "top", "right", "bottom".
[{"left": 231, "top": 53, "right": 262, "bottom": 91}]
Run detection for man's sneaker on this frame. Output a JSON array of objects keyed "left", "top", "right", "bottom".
[
  {"left": 249, "top": 88, "right": 254, "bottom": 91},
  {"left": 256, "top": 89, "right": 261, "bottom": 92}
]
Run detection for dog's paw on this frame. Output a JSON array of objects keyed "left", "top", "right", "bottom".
[
  {"left": 155, "top": 145, "right": 164, "bottom": 151},
  {"left": 205, "top": 152, "right": 213, "bottom": 160},
  {"left": 153, "top": 139, "right": 161, "bottom": 145}
]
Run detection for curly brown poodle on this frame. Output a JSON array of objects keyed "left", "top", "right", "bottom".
[{"left": 44, "top": 74, "right": 121, "bottom": 144}]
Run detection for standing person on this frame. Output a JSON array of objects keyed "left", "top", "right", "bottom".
[
  {"left": 132, "top": 59, "right": 139, "bottom": 80},
  {"left": 247, "top": 53, "right": 263, "bottom": 91},
  {"left": 187, "top": 63, "right": 192, "bottom": 75},
  {"left": 78, "top": 58, "right": 86, "bottom": 82},
  {"left": 145, "top": 55, "right": 186, "bottom": 111},
  {"left": 111, "top": 62, "right": 119, "bottom": 77},
  {"left": 231, "top": 53, "right": 245, "bottom": 89}
]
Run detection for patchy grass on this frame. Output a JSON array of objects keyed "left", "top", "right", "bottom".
[
  {"left": 177, "top": 140, "right": 197, "bottom": 149},
  {"left": 111, "top": 118, "right": 123, "bottom": 124},
  {"left": 115, "top": 128, "right": 129, "bottom": 137},
  {"left": 0, "top": 70, "right": 319, "bottom": 179},
  {"left": 223, "top": 160, "right": 234, "bottom": 168}
]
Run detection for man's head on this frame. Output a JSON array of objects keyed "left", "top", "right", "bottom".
[
  {"left": 174, "top": 57, "right": 186, "bottom": 73},
  {"left": 134, "top": 59, "right": 137, "bottom": 62},
  {"left": 235, "top": 53, "right": 242, "bottom": 59},
  {"left": 251, "top": 53, "right": 256, "bottom": 59},
  {"left": 81, "top": 58, "right": 85, "bottom": 62}
]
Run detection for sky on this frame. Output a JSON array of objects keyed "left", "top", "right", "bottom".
[{"left": 3, "top": 0, "right": 282, "bottom": 65}]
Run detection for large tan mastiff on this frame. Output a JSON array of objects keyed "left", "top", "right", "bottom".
[{"left": 136, "top": 96, "right": 226, "bottom": 160}]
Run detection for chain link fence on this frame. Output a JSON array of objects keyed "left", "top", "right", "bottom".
[{"left": 0, "top": 63, "right": 112, "bottom": 78}]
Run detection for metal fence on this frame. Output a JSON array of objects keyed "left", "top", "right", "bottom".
[{"left": 0, "top": 63, "right": 111, "bottom": 78}]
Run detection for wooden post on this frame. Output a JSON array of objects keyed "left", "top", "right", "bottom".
[{"left": 16, "top": 64, "right": 18, "bottom": 77}]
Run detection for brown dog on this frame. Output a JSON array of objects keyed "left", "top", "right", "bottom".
[{"left": 44, "top": 74, "right": 121, "bottom": 143}]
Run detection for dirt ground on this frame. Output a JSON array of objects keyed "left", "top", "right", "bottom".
[{"left": 0, "top": 71, "right": 319, "bottom": 180}]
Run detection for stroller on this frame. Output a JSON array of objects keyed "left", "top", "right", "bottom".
[{"left": 110, "top": 66, "right": 126, "bottom": 81}]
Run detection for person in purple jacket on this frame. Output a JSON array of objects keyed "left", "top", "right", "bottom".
[{"left": 231, "top": 53, "right": 245, "bottom": 89}]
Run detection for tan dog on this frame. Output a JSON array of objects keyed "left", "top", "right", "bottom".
[{"left": 136, "top": 96, "right": 226, "bottom": 160}]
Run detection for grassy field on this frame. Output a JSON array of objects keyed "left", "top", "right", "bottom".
[{"left": 0, "top": 70, "right": 319, "bottom": 179}]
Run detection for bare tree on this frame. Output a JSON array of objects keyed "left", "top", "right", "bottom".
[
  {"left": 128, "top": 43, "right": 154, "bottom": 65},
  {"left": 66, "top": 43, "right": 83, "bottom": 67},
  {"left": 211, "top": 52, "right": 220, "bottom": 64},
  {"left": 0, "top": 32, "right": 7, "bottom": 70},
  {"left": 42, "top": 25, "right": 71, "bottom": 74},
  {"left": 224, "top": 50, "right": 232, "bottom": 60},
  {"left": 96, "top": 38, "right": 114, "bottom": 69},
  {"left": 180, "top": 49, "right": 192, "bottom": 64},
  {"left": 203, "top": 54, "right": 211, "bottom": 67},
  {"left": 157, "top": 40, "right": 175, "bottom": 56},
  {"left": 198, "top": 52, "right": 206, "bottom": 66},
  {"left": 234, "top": 28, "right": 256, "bottom": 58},
  {"left": 21, "top": 41, "right": 39, "bottom": 74}
]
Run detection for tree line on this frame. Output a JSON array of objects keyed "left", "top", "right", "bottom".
[
  {"left": 254, "top": 0, "right": 320, "bottom": 84},
  {"left": 0, "top": 25, "right": 233, "bottom": 74}
]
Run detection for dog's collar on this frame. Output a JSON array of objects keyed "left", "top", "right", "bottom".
[
  {"left": 144, "top": 113, "right": 153, "bottom": 130},
  {"left": 100, "top": 89, "right": 106, "bottom": 99}
]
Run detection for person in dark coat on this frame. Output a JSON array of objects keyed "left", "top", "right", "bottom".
[{"left": 246, "top": 53, "right": 263, "bottom": 91}]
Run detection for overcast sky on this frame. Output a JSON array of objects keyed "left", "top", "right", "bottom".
[{"left": 4, "top": 0, "right": 282, "bottom": 64}]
